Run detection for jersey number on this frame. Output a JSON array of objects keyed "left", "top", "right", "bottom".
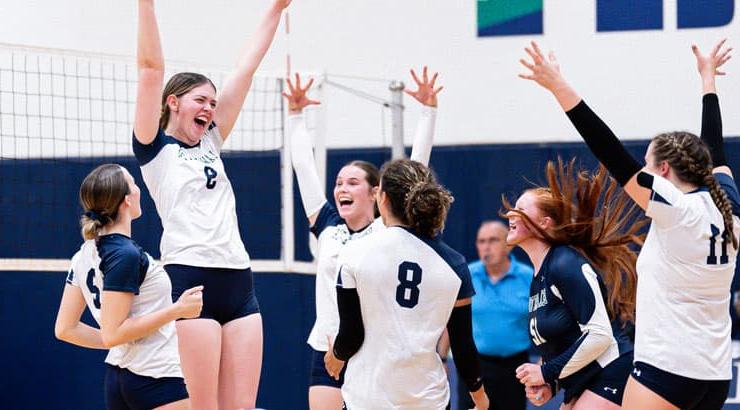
[
  {"left": 707, "top": 223, "right": 729, "bottom": 265},
  {"left": 86, "top": 268, "right": 101, "bottom": 309},
  {"left": 204, "top": 166, "right": 218, "bottom": 189},
  {"left": 530, "top": 317, "right": 547, "bottom": 346},
  {"left": 395, "top": 262, "right": 422, "bottom": 308}
]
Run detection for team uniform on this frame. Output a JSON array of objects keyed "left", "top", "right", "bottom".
[
  {"left": 632, "top": 172, "right": 740, "bottom": 408},
  {"left": 287, "top": 107, "right": 437, "bottom": 388},
  {"left": 528, "top": 245, "right": 633, "bottom": 405},
  {"left": 133, "top": 124, "right": 258, "bottom": 324},
  {"left": 335, "top": 226, "right": 475, "bottom": 409},
  {"left": 66, "top": 234, "right": 187, "bottom": 409}
]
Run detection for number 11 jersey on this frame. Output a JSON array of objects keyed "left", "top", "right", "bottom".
[{"left": 635, "top": 172, "right": 740, "bottom": 380}]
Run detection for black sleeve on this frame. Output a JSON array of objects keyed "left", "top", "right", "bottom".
[
  {"left": 701, "top": 93, "right": 728, "bottom": 167},
  {"left": 447, "top": 304, "right": 483, "bottom": 392},
  {"left": 565, "top": 101, "right": 642, "bottom": 186},
  {"left": 333, "top": 287, "right": 365, "bottom": 361}
]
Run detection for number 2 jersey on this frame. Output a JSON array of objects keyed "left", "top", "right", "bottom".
[
  {"left": 635, "top": 172, "right": 740, "bottom": 380},
  {"left": 133, "top": 125, "right": 250, "bottom": 269},
  {"left": 66, "top": 234, "right": 182, "bottom": 378},
  {"left": 528, "top": 245, "right": 632, "bottom": 398},
  {"left": 336, "top": 226, "right": 474, "bottom": 410}
]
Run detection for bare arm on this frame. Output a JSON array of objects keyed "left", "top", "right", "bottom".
[
  {"left": 215, "top": 0, "right": 291, "bottom": 139},
  {"left": 99, "top": 286, "right": 202, "bottom": 348},
  {"left": 134, "top": 0, "right": 166, "bottom": 145},
  {"left": 54, "top": 284, "right": 106, "bottom": 349}
]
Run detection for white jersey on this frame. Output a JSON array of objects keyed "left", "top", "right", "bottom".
[
  {"left": 307, "top": 202, "right": 384, "bottom": 351},
  {"left": 635, "top": 173, "right": 740, "bottom": 380},
  {"left": 133, "top": 125, "right": 250, "bottom": 269},
  {"left": 66, "top": 235, "right": 182, "bottom": 378},
  {"left": 337, "top": 226, "right": 475, "bottom": 410}
]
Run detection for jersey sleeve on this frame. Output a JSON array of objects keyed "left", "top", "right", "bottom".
[
  {"left": 336, "top": 245, "right": 359, "bottom": 290},
  {"left": 310, "top": 202, "right": 344, "bottom": 238},
  {"left": 205, "top": 122, "right": 224, "bottom": 153},
  {"left": 715, "top": 173, "right": 740, "bottom": 217},
  {"left": 540, "top": 250, "right": 614, "bottom": 385},
  {"left": 132, "top": 128, "right": 168, "bottom": 166},
  {"left": 65, "top": 254, "right": 80, "bottom": 287},
  {"left": 453, "top": 263, "right": 475, "bottom": 300},
  {"left": 100, "top": 245, "right": 146, "bottom": 294},
  {"left": 638, "top": 172, "right": 697, "bottom": 227}
]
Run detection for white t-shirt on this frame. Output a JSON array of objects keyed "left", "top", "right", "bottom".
[
  {"left": 306, "top": 202, "right": 384, "bottom": 351},
  {"left": 133, "top": 125, "right": 250, "bottom": 269},
  {"left": 635, "top": 173, "right": 740, "bottom": 380},
  {"left": 337, "top": 226, "right": 475, "bottom": 410},
  {"left": 66, "top": 236, "right": 182, "bottom": 378}
]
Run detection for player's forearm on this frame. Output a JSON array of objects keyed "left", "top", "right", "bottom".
[
  {"left": 700, "top": 93, "right": 727, "bottom": 168},
  {"left": 101, "top": 304, "right": 180, "bottom": 348},
  {"left": 56, "top": 323, "right": 107, "bottom": 350},
  {"left": 333, "top": 288, "right": 364, "bottom": 361},
  {"left": 447, "top": 304, "right": 483, "bottom": 392},
  {"left": 288, "top": 114, "right": 327, "bottom": 217},
  {"left": 137, "top": 0, "right": 164, "bottom": 72},
  {"left": 409, "top": 106, "right": 436, "bottom": 166}
]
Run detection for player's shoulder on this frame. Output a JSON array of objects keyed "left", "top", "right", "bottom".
[{"left": 547, "top": 246, "right": 590, "bottom": 278}]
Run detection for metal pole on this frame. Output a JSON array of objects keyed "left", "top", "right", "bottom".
[{"left": 389, "top": 81, "right": 405, "bottom": 159}]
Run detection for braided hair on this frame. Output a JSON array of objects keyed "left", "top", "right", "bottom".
[{"left": 651, "top": 132, "right": 738, "bottom": 250}]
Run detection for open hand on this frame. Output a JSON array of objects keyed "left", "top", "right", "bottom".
[
  {"left": 282, "top": 73, "right": 320, "bottom": 114},
  {"left": 692, "top": 38, "right": 732, "bottom": 78},
  {"left": 405, "top": 66, "right": 443, "bottom": 107}
]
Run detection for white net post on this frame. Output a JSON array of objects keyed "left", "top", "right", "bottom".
[{"left": 389, "top": 80, "right": 405, "bottom": 160}]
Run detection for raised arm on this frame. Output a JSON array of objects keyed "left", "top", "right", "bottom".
[
  {"left": 519, "top": 41, "right": 649, "bottom": 210},
  {"left": 283, "top": 73, "right": 324, "bottom": 226},
  {"left": 693, "top": 39, "right": 733, "bottom": 177},
  {"left": 406, "top": 66, "right": 442, "bottom": 166},
  {"left": 215, "top": 0, "right": 291, "bottom": 139},
  {"left": 134, "top": 0, "right": 166, "bottom": 145}
]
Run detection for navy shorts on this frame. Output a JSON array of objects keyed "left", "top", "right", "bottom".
[
  {"left": 166, "top": 264, "right": 260, "bottom": 325},
  {"left": 104, "top": 364, "right": 188, "bottom": 410},
  {"left": 587, "top": 351, "right": 633, "bottom": 405},
  {"left": 310, "top": 348, "right": 345, "bottom": 388},
  {"left": 631, "top": 361, "right": 730, "bottom": 409}
]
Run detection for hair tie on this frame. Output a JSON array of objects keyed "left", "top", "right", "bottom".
[{"left": 84, "top": 210, "right": 105, "bottom": 223}]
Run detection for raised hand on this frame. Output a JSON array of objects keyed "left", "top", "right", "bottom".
[
  {"left": 405, "top": 66, "right": 443, "bottom": 107},
  {"left": 518, "top": 41, "right": 567, "bottom": 92},
  {"left": 692, "top": 38, "right": 732, "bottom": 78},
  {"left": 282, "top": 73, "right": 321, "bottom": 114},
  {"left": 273, "top": 0, "right": 292, "bottom": 10}
]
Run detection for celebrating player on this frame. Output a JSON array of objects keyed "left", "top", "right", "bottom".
[
  {"left": 283, "top": 68, "right": 441, "bottom": 409},
  {"left": 131, "top": 0, "right": 290, "bottom": 407},
  {"left": 55, "top": 164, "right": 203, "bottom": 409},
  {"left": 325, "top": 159, "right": 488, "bottom": 410}
]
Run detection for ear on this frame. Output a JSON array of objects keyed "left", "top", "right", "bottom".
[
  {"left": 539, "top": 216, "right": 552, "bottom": 230},
  {"left": 659, "top": 161, "right": 671, "bottom": 178},
  {"left": 166, "top": 94, "right": 179, "bottom": 112},
  {"left": 371, "top": 185, "right": 380, "bottom": 198}
]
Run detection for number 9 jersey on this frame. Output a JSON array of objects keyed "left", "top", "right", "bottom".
[
  {"left": 635, "top": 172, "right": 740, "bottom": 380},
  {"left": 336, "top": 226, "right": 474, "bottom": 410}
]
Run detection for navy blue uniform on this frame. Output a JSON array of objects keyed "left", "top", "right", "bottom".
[{"left": 529, "top": 245, "right": 632, "bottom": 404}]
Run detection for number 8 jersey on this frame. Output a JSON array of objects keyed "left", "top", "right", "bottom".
[
  {"left": 336, "top": 226, "right": 474, "bottom": 410},
  {"left": 133, "top": 125, "right": 249, "bottom": 269},
  {"left": 635, "top": 172, "right": 740, "bottom": 380}
]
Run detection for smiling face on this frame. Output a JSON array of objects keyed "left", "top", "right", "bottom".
[
  {"left": 505, "top": 190, "right": 550, "bottom": 247},
  {"left": 165, "top": 82, "right": 217, "bottom": 145},
  {"left": 333, "top": 165, "right": 377, "bottom": 226}
]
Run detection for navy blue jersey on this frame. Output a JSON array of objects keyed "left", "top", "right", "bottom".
[{"left": 529, "top": 245, "right": 632, "bottom": 395}]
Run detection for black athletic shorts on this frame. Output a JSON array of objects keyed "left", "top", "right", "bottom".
[{"left": 631, "top": 361, "right": 730, "bottom": 409}]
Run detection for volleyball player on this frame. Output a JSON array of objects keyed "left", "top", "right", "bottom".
[
  {"left": 505, "top": 159, "right": 640, "bottom": 409},
  {"left": 283, "top": 68, "right": 441, "bottom": 409},
  {"left": 131, "top": 0, "right": 290, "bottom": 407},
  {"left": 54, "top": 164, "right": 203, "bottom": 409},
  {"left": 324, "top": 159, "right": 488, "bottom": 410},
  {"left": 520, "top": 39, "right": 740, "bottom": 409}
]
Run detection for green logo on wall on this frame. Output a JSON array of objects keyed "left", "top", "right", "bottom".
[{"left": 477, "top": 0, "right": 543, "bottom": 37}]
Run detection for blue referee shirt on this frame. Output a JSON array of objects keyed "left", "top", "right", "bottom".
[{"left": 469, "top": 255, "right": 533, "bottom": 357}]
